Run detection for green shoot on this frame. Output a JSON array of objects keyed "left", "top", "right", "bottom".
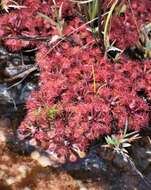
[
  {"left": 104, "top": 119, "right": 141, "bottom": 153},
  {"left": 88, "top": 0, "right": 98, "bottom": 21},
  {"left": 70, "top": 0, "right": 98, "bottom": 31},
  {"left": 47, "top": 107, "right": 58, "bottom": 120},
  {"left": 103, "top": 0, "right": 118, "bottom": 50},
  {"left": 37, "top": 0, "right": 64, "bottom": 36}
]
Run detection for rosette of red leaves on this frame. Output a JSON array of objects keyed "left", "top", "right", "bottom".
[{"left": 109, "top": 0, "right": 151, "bottom": 49}]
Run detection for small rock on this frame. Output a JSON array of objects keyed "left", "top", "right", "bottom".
[
  {"left": 31, "top": 151, "right": 40, "bottom": 160},
  {"left": 16, "top": 175, "right": 22, "bottom": 182},
  {"left": 31, "top": 151, "right": 53, "bottom": 167},
  {"left": 0, "top": 170, "right": 5, "bottom": 178},
  {"left": 0, "top": 164, "right": 8, "bottom": 170},
  {"left": 23, "top": 187, "right": 31, "bottom": 190},
  {"left": 80, "top": 187, "right": 87, "bottom": 190},
  {"left": 77, "top": 180, "right": 88, "bottom": 190},
  {"left": 6, "top": 177, "right": 16, "bottom": 185},
  {"left": 0, "top": 130, "right": 6, "bottom": 143},
  {"left": 18, "top": 165, "right": 28, "bottom": 178},
  {"left": 38, "top": 156, "right": 52, "bottom": 167},
  {"left": 1, "top": 155, "right": 10, "bottom": 162}
]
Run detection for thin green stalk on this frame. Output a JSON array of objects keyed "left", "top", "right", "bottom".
[
  {"left": 88, "top": 0, "right": 98, "bottom": 20},
  {"left": 103, "top": 0, "right": 118, "bottom": 50}
]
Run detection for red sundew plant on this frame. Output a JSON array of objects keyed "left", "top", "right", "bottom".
[
  {"left": 0, "top": 0, "right": 74, "bottom": 51},
  {"left": 108, "top": 0, "right": 151, "bottom": 49},
  {"left": 18, "top": 43, "right": 150, "bottom": 162},
  {"left": 0, "top": 0, "right": 151, "bottom": 163}
]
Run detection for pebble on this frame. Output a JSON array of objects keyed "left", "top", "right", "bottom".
[
  {"left": 6, "top": 177, "right": 16, "bottom": 185},
  {"left": 77, "top": 180, "right": 88, "bottom": 190},
  {"left": 1, "top": 155, "right": 10, "bottom": 162},
  {"left": 0, "top": 130, "right": 6, "bottom": 143},
  {"left": 18, "top": 165, "right": 28, "bottom": 178},
  {"left": 23, "top": 187, "right": 31, "bottom": 190},
  {"left": 31, "top": 151, "right": 52, "bottom": 167},
  {"left": 31, "top": 151, "right": 40, "bottom": 160},
  {"left": 0, "top": 170, "right": 5, "bottom": 178},
  {"left": 80, "top": 188, "right": 88, "bottom": 190},
  {"left": 0, "top": 164, "right": 8, "bottom": 170},
  {"left": 38, "top": 155, "right": 52, "bottom": 167}
]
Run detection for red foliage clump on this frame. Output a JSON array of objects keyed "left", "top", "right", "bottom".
[
  {"left": 0, "top": 0, "right": 151, "bottom": 163},
  {"left": 109, "top": 0, "right": 151, "bottom": 49},
  {"left": 19, "top": 39, "right": 150, "bottom": 162},
  {"left": 0, "top": 0, "right": 74, "bottom": 51}
]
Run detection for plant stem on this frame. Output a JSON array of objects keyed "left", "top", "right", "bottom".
[{"left": 103, "top": 0, "right": 118, "bottom": 50}]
